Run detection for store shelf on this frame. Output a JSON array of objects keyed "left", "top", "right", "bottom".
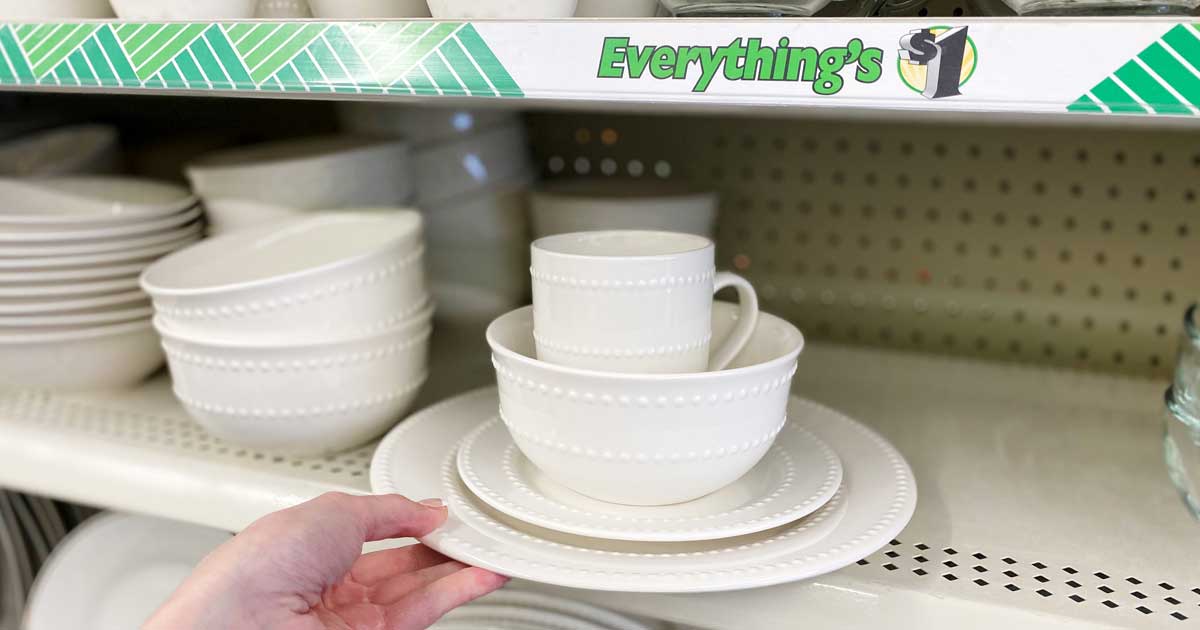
[
  {"left": 0, "top": 19, "right": 1197, "bottom": 121},
  {"left": 1, "top": 335, "right": 1194, "bottom": 628}
]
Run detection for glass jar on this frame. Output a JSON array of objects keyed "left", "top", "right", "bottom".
[
  {"left": 1165, "top": 387, "right": 1200, "bottom": 519},
  {"left": 1176, "top": 304, "right": 1200, "bottom": 418},
  {"left": 661, "top": 0, "right": 833, "bottom": 15}
]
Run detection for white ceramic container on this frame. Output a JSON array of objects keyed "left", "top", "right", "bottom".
[
  {"left": 488, "top": 302, "right": 803, "bottom": 505},
  {"left": 427, "top": 0, "right": 578, "bottom": 17},
  {"left": 575, "top": 0, "right": 660, "bottom": 15},
  {"left": 0, "top": 125, "right": 119, "bottom": 177},
  {"left": 531, "top": 231, "right": 757, "bottom": 373},
  {"left": 186, "top": 136, "right": 412, "bottom": 214},
  {"left": 531, "top": 179, "right": 718, "bottom": 239},
  {"left": 110, "top": 0, "right": 258, "bottom": 18},
  {"left": 201, "top": 198, "right": 298, "bottom": 236},
  {"left": 310, "top": 0, "right": 431, "bottom": 16},
  {"left": 142, "top": 212, "right": 428, "bottom": 343},
  {"left": 0, "top": 0, "right": 112, "bottom": 19},
  {"left": 338, "top": 104, "right": 519, "bottom": 146},
  {"left": 414, "top": 123, "right": 532, "bottom": 206},
  {"left": 159, "top": 306, "right": 433, "bottom": 455},
  {"left": 0, "top": 320, "right": 163, "bottom": 391},
  {"left": 0, "top": 177, "right": 197, "bottom": 230}
]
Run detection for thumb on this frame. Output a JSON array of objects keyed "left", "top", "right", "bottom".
[{"left": 306, "top": 492, "right": 448, "bottom": 543}]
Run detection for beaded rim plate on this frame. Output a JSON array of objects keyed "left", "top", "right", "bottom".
[
  {"left": 371, "top": 387, "right": 916, "bottom": 593},
  {"left": 456, "top": 416, "right": 843, "bottom": 542}
]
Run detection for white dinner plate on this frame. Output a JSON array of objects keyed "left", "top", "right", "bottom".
[
  {"left": 0, "top": 276, "right": 139, "bottom": 299},
  {"left": 435, "top": 604, "right": 613, "bottom": 630},
  {"left": 0, "top": 233, "right": 201, "bottom": 271},
  {"left": 23, "top": 513, "right": 231, "bottom": 630},
  {"left": 476, "top": 590, "right": 660, "bottom": 630},
  {"left": 0, "top": 494, "right": 31, "bottom": 594},
  {"left": 0, "top": 220, "right": 202, "bottom": 258},
  {"left": 372, "top": 388, "right": 911, "bottom": 593},
  {"left": 0, "top": 290, "right": 146, "bottom": 316},
  {"left": 0, "top": 205, "right": 202, "bottom": 243},
  {"left": 457, "top": 416, "right": 843, "bottom": 542},
  {"left": 0, "top": 261, "right": 147, "bottom": 284}
]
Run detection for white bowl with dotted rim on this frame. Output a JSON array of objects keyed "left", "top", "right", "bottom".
[
  {"left": 427, "top": 0, "right": 577, "bottom": 17},
  {"left": 0, "top": 320, "right": 162, "bottom": 391},
  {"left": 487, "top": 302, "right": 804, "bottom": 506},
  {"left": 141, "top": 212, "right": 428, "bottom": 344},
  {"left": 531, "top": 179, "right": 718, "bottom": 240},
  {"left": 157, "top": 304, "right": 433, "bottom": 456}
]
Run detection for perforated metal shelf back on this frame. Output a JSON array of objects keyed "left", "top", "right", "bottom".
[{"left": 529, "top": 113, "right": 1199, "bottom": 378}]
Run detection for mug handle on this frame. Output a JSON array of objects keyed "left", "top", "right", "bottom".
[{"left": 708, "top": 272, "right": 759, "bottom": 371}]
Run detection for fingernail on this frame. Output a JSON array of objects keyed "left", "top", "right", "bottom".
[{"left": 419, "top": 498, "right": 445, "bottom": 508}]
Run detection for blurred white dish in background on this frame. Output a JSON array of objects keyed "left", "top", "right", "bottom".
[
  {"left": 434, "top": 605, "right": 611, "bottom": 630},
  {"left": 0, "top": 176, "right": 197, "bottom": 229},
  {"left": 159, "top": 305, "right": 433, "bottom": 455},
  {"left": 309, "top": 0, "right": 430, "bottom": 16},
  {"left": 474, "top": 590, "right": 662, "bottom": 630},
  {"left": 201, "top": 198, "right": 298, "bottom": 236},
  {"left": 110, "top": 0, "right": 258, "bottom": 18},
  {"left": 575, "top": 0, "right": 660, "bottom": 15},
  {"left": 338, "top": 104, "right": 519, "bottom": 146},
  {"left": 23, "top": 513, "right": 230, "bottom": 630},
  {"left": 414, "top": 122, "right": 532, "bottom": 206},
  {"left": 186, "top": 135, "right": 412, "bottom": 216},
  {"left": 256, "top": 0, "right": 311, "bottom": 16},
  {"left": 0, "top": 125, "right": 119, "bottom": 177},
  {"left": 142, "top": 212, "right": 428, "bottom": 343},
  {"left": 531, "top": 179, "right": 718, "bottom": 239},
  {"left": 0, "top": 0, "right": 112, "bottom": 19},
  {"left": 0, "top": 320, "right": 162, "bottom": 390},
  {"left": 422, "top": 182, "right": 530, "bottom": 244},
  {"left": 427, "top": 0, "right": 578, "bottom": 17},
  {"left": 431, "top": 282, "right": 523, "bottom": 327}
]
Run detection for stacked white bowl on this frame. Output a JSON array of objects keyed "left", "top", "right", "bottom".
[
  {"left": 185, "top": 135, "right": 412, "bottom": 236},
  {"left": 141, "top": 212, "right": 432, "bottom": 456},
  {"left": 0, "top": 177, "right": 203, "bottom": 390},
  {"left": 339, "top": 105, "right": 535, "bottom": 325}
]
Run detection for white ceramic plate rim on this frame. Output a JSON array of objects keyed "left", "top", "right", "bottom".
[
  {"left": 0, "top": 233, "right": 201, "bottom": 270},
  {"left": 0, "top": 262, "right": 148, "bottom": 283},
  {"left": 0, "top": 318, "right": 151, "bottom": 344},
  {"left": 0, "top": 276, "right": 139, "bottom": 298},
  {"left": 0, "top": 204, "right": 201, "bottom": 243},
  {"left": 372, "top": 387, "right": 910, "bottom": 593},
  {"left": 457, "top": 417, "right": 843, "bottom": 542},
  {"left": 0, "top": 305, "right": 152, "bottom": 327},
  {"left": 475, "top": 590, "right": 656, "bottom": 630},
  {"left": 0, "top": 221, "right": 203, "bottom": 258},
  {"left": 0, "top": 290, "right": 147, "bottom": 315}
]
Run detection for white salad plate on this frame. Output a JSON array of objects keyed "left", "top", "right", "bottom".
[
  {"left": 372, "top": 387, "right": 915, "bottom": 592},
  {"left": 475, "top": 590, "right": 659, "bottom": 630},
  {"left": 0, "top": 221, "right": 203, "bottom": 258},
  {"left": 0, "top": 176, "right": 197, "bottom": 229},
  {"left": 0, "top": 262, "right": 148, "bottom": 284},
  {"left": 0, "top": 290, "right": 146, "bottom": 316},
  {"left": 0, "top": 205, "right": 202, "bottom": 244},
  {"left": 0, "top": 234, "right": 201, "bottom": 271},
  {"left": 457, "top": 417, "right": 843, "bottom": 542},
  {"left": 23, "top": 513, "right": 231, "bottom": 630},
  {"left": 0, "top": 276, "right": 139, "bottom": 299}
]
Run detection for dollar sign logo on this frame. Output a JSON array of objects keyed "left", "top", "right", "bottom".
[{"left": 899, "top": 26, "right": 970, "bottom": 100}]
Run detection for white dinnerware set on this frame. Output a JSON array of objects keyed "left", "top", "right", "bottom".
[
  {"left": 341, "top": 105, "right": 535, "bottom": 324},
  {"left": 185, "top": 135, "right": 413, "bottom": 236},
  {"left": 141, "top": 212, "right": 433, "bottom": 456},
  {"left": 0, "top": 177, "right": 203, "bottom": 391},
  {"left": 372, "top": 229, "right": 916, "bottom": 592}
]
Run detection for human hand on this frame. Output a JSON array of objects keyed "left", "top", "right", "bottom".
[{"left": 145, "top": 492, "right": 508, "bottom": 630}]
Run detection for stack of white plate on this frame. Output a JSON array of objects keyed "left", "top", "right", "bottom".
[
  {"left": 185, "top": 135, "right": 413, "bottom": 236},
  {"left": 339, "top": 105, "right": 535, "bottom": 326},
  {"left": 142, "top": 211, "right": 433, "bottom": 456},
  {"left": 0, "top": 492, "right": 73, "bottom": 630},
  {"left": 436, "top": 589, "right": 668, "bottom": 630},
  {"left": 0, "top": 177, "right": 203, "bottom": 391},
  {"left": 372, "top": 303, "right": 917, "bottom": 594}
]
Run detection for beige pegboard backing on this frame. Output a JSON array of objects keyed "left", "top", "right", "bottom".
[{"left": 526, "top": 113, "right": 1198, "bottom": 378}]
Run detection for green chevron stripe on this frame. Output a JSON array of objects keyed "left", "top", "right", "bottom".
[
  {"left": 440, "top": 38, "right": 492, "bottom": 96},
  {"left": 203, "top": 27, "right": 253, "bottom": 88},
  {"left": 1073, "top": 23, "right": 1200, "bottom": 115},
  {"left": 422, "top": 53, "right": 466, "bottom": 96},
  {"left": 20, "top": 24, "right": 57, "bottom": 52},
  {"left": 67, "top": 48, "right": 95, "bottom": 85},
  {"left": 224, "top": 23, "right": 254, "bottom": 45},
  {"left": 28, "top": 24, "right": 99, "bottom": 77},
  {"left": 456, "top": 25, "right": 521, "bottom": 97},
  {"left": 1066, "top": 94, "right": 1103, "bottom": 113},
  {"left": 289, "top": 52, "right": 332, "bottom": 93},
  {"left": 131, "top": 23, "right": 208, "bottom": 80},
  {"left": 0, "top": 27, "right": 35, "bottom": 83},
  {"left": 95, "top": 27, "right": 139, "bottom": 86}
]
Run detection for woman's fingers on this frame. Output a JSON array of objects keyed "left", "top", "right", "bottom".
[
  {"left": 370, "top": 560, "right": 468, "bottom": 605},
  {"left": 384, "top": 567, "right": 510, "bottom": 630},
  {"left": 352, "top": 544, "right": 451, "bottom": 586},
  {"left": 339, "top": 494, "right": 449, "bottom": 542}
]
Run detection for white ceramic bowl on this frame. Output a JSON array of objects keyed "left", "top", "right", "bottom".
[
  {"left": 427, "top": 0, "right": 578, "bottom": 17},
  {"left": 414, "top": 122, "right": 533, "bottom": 206},
  {"left": 422, "top": 181, "right": 530, "bottom": 245},
  {"left": 531, "top": 179, "right": 718, "bottom": 239},
  {"left": 0, "top": 177, "right": 197, "bottom": 230},
  {"left": 575, "top": 0, "right": 660, "bottom": 15},
  {"left": 0, "top": 320, "right": 162, "bottom": 391},
  {"left": 186, "top": 136, "right": 412, "bottom": 214},
  {"left": 0, "top": 304, "right": 152, "bottom": 329},
  {"left": 256, "top": 0, "right": 311, "bottom": 16},
  {"left": 110, "top": 0, "right": 258, "bottom": 18},
  {"left": 142, "top": 212, "right": 428, "bottom": 343},
  {"left": 0, "top": 125, "right": 119, "bottom": 177},
  {"left": 159, "top": 307, "right": 433, "bottom": 455},
  {"left": 201, "top": 198, "right": 299, "bottom": 237},
  {"left": 338, "top": 104, "right": 519, "bottom": 146},
  {"left": 488, "top": 302, "right": 804, "bottom": 506},
  {"left": 0, "top": 0, "right": 112, "bottom": 18},
  {"left": 310, "top": 0, "right": 430, "bottom": 16},
  {"left": 0, "top": 233, "right": 202, "bottom": 271}
]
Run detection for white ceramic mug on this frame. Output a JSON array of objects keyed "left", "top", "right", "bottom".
[{"left": 531, "top": 230, "right": 758, "bottom": 374}]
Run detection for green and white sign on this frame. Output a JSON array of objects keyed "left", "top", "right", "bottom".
[{"left": 0, "top": 19, "right": 1197, "bottom": 118}]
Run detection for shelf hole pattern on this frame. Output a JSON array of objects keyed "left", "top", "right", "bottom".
[
  {"left": 856, "top": 540, "right": 1197, "bottom": 624},
  {"left": 530, "top": 114, "right": 1199, "bottom": 378},
  {"left": 0, "top": 383, "right": 374, "bottom": 486}
]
